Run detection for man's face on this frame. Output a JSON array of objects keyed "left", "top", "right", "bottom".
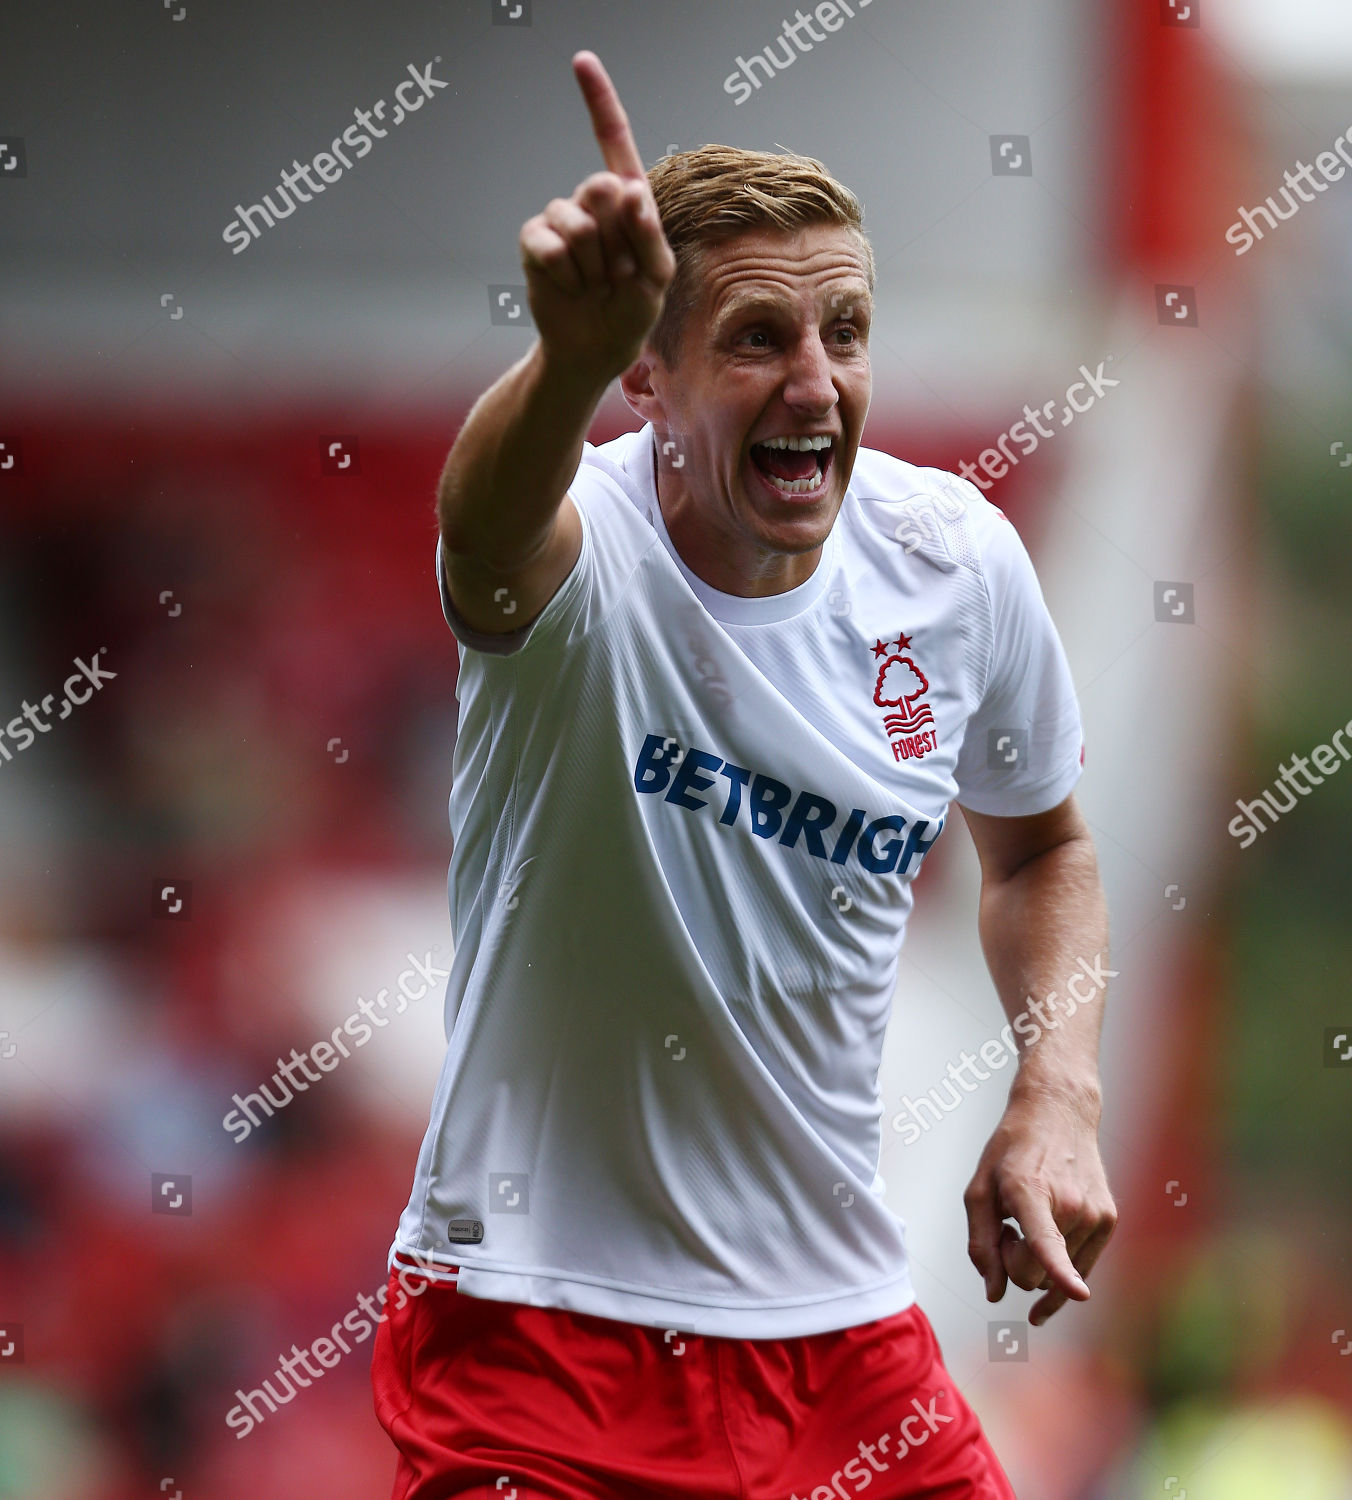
[{"left": 639, "top": 222, "right": 873, "bottom": 591}]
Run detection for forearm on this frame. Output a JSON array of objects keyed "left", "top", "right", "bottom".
[
  {"left": 960, "top": 800, "right": 1119, "bottom": 1318},
  {"left": 976, "top": 831, "right": 1110, "bottom": 1112},
  {"left": 437, "top": 339, "right": 609, "bottom": 570}
]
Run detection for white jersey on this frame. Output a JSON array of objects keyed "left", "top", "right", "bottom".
[{"left": 392, "top": 421, "right": 1083, "bottom": 1338}]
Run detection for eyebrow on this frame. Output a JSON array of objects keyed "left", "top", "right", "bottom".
[{"left": 713, "top": 284, "right": 873, "bottom": 331}]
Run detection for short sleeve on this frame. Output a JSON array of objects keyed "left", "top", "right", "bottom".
[
  {"left": 435, "top": 493, "right": 596, "bottom": 658},
  {"left": 953, "top": 514, "right": 1084, "bottom": 815}
]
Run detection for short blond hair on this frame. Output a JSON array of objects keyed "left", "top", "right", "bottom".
[{"left": 644, "top": 143, "right": 874, "bottom": 368}]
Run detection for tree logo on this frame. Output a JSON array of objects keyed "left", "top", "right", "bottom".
[{"left": 871, "top": 632, "right": 939, "bottom": 763}]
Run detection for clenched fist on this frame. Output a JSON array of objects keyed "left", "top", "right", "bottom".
[{"left": 519, "top": 51, "right": 676, "bottom": 387}]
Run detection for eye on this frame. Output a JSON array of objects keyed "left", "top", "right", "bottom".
[{"left": 740, "top": 328, "right": 771, "bottom": 348}]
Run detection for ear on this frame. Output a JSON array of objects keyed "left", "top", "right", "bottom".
[{"left": 619, "top": 349, "right": 667, "bottom": 426}]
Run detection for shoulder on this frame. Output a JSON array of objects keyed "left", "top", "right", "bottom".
[
  {"left": 550, "top": 425, "right": 669, "bottom": 607},
  {"left": 843, "top": 444, "right": 1020, "bottom": 580},
  {"left": 573, "top": 426, "right": 650, "bottom": 511},
  {"left": 551, "top": 425, "right": 663, "bottom": 570}
]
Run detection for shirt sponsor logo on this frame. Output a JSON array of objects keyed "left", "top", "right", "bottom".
[
  {"left": 633, "top": 733, "right": 943, "bottom": 878},
  {"left": 871, "top": 632, "right": 939, "bottom": 763}
]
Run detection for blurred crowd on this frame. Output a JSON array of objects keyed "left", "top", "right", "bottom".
[{"left": 2, "top": 380, "right": 1351, "bottom": 1496}]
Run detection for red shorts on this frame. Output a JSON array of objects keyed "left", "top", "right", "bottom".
[{"left": 372, "top": 1255, "right": 1018, "bottom": 1499}]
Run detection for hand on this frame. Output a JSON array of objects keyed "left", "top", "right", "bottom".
[
  {"left": 963, "top": 1082, "right": 1117, "bottom": 1326},
  {"left": 519, "top": 51, "right": 676, "bottom": 388}
]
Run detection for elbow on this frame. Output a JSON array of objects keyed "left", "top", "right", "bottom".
[{"left": 435, "top": 471, "right": 487, "bottom": 563}]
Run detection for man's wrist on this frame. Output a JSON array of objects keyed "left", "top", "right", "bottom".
[
  {"left": 1008, "top": 1064, "right": 1103, "bottom": 1123},
  {"left": 535, "top": 339, "right": 623, "bottom": 409}
]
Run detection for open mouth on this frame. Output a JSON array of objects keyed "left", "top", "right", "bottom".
[{"left": 748, "top": 435, "right": 835, "bottom": 498}]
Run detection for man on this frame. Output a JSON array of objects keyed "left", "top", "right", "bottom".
[{"left": 373, "top": 49, "right": 1117, "bottom": 1500}]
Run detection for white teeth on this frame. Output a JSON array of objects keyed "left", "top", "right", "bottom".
[
  {"left": 761, "top": 460, "right": 826, "bottom": 494},
  {"left": 750, "top": 438, "right": 830, "bottom": 494},
  {"left": 757, "top": 434, "right": 833, "bottom": 451}
]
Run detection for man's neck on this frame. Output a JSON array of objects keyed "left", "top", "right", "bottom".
[{"left": 650, "top": 433, "right": 823, "bottom": 598}]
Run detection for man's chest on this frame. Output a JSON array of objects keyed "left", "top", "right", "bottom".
[{"left": 717, "top": 590, "right": 982, "bottom": 821}]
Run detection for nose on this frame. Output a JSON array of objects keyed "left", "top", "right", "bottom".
[{"left": 781, "top": 330, "right": 839, "bottom": 416}]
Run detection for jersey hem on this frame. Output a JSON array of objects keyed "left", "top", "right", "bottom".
[{"left": 388, "top": 1239, "right": 917, "bottom": 1338}]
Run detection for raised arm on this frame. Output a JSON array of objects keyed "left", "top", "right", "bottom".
[{"left": 438, "top": 50, "right": 675, "bottom": 634}]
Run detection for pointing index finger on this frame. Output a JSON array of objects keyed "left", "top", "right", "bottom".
[
  {"left": 573, "top": 50, "right": 647, "bottom": 182},
  {"left": 1009, "top": 1187, "right": 1091, "bottom": 1302}
]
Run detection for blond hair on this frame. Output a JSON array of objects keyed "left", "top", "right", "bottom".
[{"left": 644, "top": 143, "right": 874, "bottom": 368}]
